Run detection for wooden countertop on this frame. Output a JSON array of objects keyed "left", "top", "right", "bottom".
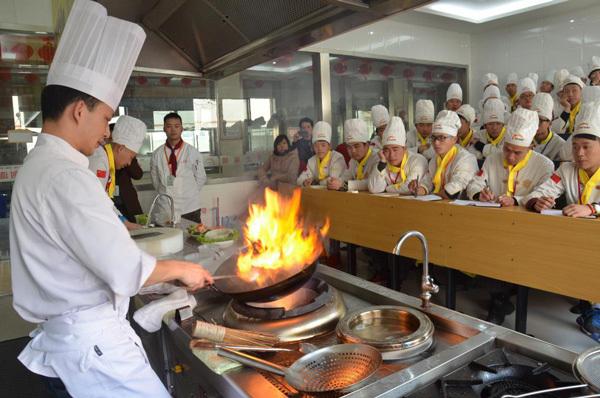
[{"left": 295, "top": 187, "right": 600, "bottom": 303}]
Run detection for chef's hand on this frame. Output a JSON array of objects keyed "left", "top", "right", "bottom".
[
  {"left": 407, "top": 179, "right": 426, "bottom": 196},
  {"left": 302, "top": 178, "right": 313, "bottom": 187},
  {"left": 562, "top": 204, "right": 593, "bottom": 218},
  {"left": 177, "top": 262, "right": 214, "bottom": 291},
  {"left": 479, "top": 187, "right": 496, "bottom": 202},
  {"left": 125, "top": 220, "right": 142, "bottom": 231},
  {"left": 327, "top": 177, "right": 343, "bottom": 190},
  {"left": 497, "top": 195, "right": 516, "bottom": 207},
  {"left": 533, "top": 196, "right": 555, "bottom": 212},
  {"left": 558, "top": 91, "right": 571, "bottom": 112},
  {"left": 378, "top": 150, "right": 387, "bottom": 163},
  {"left": 418, "top": 143, "right": 430, "bottom": 153}
]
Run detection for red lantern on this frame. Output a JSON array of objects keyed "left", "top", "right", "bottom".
[
  {"left": 136, "top": 76, "right": 148, "bottom": 85},
  {"left": 441, "top": 72, "right": 455, "bottom": 82},
  {"left": 159, "top": 77, "right": 171, "bottom": 86},
  {"left": 333, "top": 61, "right": 347, "bottom": 75},
  {"left": 403, "top": 68, "right": 415, "bottom": 80},
  {"left": 422, "top": 70, "right": 433, "bottom": 82},
  {"left": 380, "top": 65, "right": 394, "bottom": 78},
  {"left": 38, "top": 42, "right": 55, "bottom": 64},
  {"left": 11, "top": 43, "right": 33, "bottom": 61},
  {"left": 24, "top": 73, "right": 39, "bottom": 84},
  {"left": 181, "top": 77, "right": 192, "bottom": 86},
  {"left": 358, "top": 62, "right": 372, "bottom": 77},
  {"left": 254, "top": 80, "right": 264, "bottom": 88}
]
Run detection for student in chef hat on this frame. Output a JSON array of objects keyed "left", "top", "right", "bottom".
[
  {"left": 482, "top": 72, "right": 499, "bottom": 90},
  {"left": 517, "top": 77, "right": 537, "bottom": 110},
  {"left": 474, "top": 98, "right": 507, "bottom": 159},
  {"left": 426, "top": 110, "right": 477, "bottom": 199},
  {"left": 525, "top": 101, "right": 600, "bottom": 341},
  {"left": 445, "top": 83, "right": 463, "bottom": 111},
  {"left": 456, "top": 104, "right": 481, "bottom": 160},
  {"left": 540, "top": 70, "right": 556, "bottom": 93},
  {"left": 557, "top": 74, "right": 585, "bottom": 136},
  {"left": 505, "top": 73, "right": 519, "bottom": 111},
  {"left": 9, "top": 1, "right": 213, "bottom": 397},
  {"left": 328, "top": 119, "right": 378, "bottom": 191},
  {"left": 531, "top": 93, "right": 565, "bottom": 162},
  {"left": 588, "top": 56, "right": 600, "bottom": 86},
  {"left": 368, "top": 116, "right": 431, "bottom": 195},
  {"left": 369, "top": 104, "right": 390, "bottom": 150},
  {"left": 297, "top": 121, "right": 346, "bottom": 187},
  {"left": 407, "top": 99, "right": 435, "bottom": 161}
]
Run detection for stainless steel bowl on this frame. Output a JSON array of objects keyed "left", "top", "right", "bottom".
[{"left": 336, "top": 305, "right": 434, "bottom": 360}]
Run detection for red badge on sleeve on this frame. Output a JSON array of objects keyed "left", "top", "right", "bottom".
[
  {"left": 476, "top": 170, "right": 484, "bottom": 177},
  {"left": 96, "top": 169, "right": 107, "bottom": 178},
  {"left": 550, "top": 173, "right": 561, "bottom": 184}
]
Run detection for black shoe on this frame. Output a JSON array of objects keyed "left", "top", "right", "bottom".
[
  {"left": 486, "top": 298, "right": 507, "bottom": 325},
  {"left": 570, "top": 300, "right": 592, "bottom": 314},
  {"left": 490, "top": 293, "right": 515, "bottom": 315}
]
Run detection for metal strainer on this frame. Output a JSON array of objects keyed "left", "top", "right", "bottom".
[{"left": 218, "top": 343, "right": 382, "bottom": 393}]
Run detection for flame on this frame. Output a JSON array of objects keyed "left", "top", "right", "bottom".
[{"left": 236, "top": 188, "right": 330, "bottom": 285}]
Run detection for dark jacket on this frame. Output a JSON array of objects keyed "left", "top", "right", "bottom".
[{"left": 115, "top": 157, "right": 143, "bottom": 222}]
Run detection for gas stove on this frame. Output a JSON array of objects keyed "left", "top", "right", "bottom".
[{"left": 407, "top": 348, "right": 583, "bottom": 398}]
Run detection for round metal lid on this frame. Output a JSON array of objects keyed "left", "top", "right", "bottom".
[{"left": 574, "top": 346, "right": 600, "bottom": 392}]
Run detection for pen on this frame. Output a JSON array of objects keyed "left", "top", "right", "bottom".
[{"left": 414, "top": 176, "right": 419, "bottom": 198}]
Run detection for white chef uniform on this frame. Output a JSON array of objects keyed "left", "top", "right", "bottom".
[
  {"left": 150, "top": 140, "right": 207, "bottom": 224},
  {"left": 342, "top": 119, "right": 379, "bottom": 191},
  {"left": 457, "top": 104, "right": 482, "bottom": 160},
  {"left": 467, "top": 108, "right": 553, "bottom": 205},
  {"left": 531, "top": 93, "right": 566, "bottom": 161},
  {"left": 9, "top": 1, "right": 169, "bottom": 396},
  {"left": 368, "top": 116, "right": 431, "bottom": 194},
  {"left": 506, "top": 72, "right": 519, "bottom": 111},
  {"left": 477, "top": 98, "right": 507, "bottom": 158},
  {"left": 407, "top": 99, "right": 435, "bottom": 161},
  {"left": 369, "top": 104, "right": 389, "bottom": 150},
  {"left": 426, "top": 111, "right": 478, "bottom": 197},
  {"left": 297, "top": 121, "right": 347, "bottom": 186}
]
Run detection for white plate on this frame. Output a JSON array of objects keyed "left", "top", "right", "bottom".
[{"left": 204, "top": 228, "right": 235, "bottom": 241}]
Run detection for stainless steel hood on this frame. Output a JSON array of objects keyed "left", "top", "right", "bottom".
[{"left": 98, "top": 0, "right": 432, "bottom": 79}]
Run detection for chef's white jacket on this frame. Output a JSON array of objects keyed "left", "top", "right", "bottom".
[
  {"left": 466, "top": 150, "right": 554, "bottom": 205},
  {"left": 533, "top": 133, "right": 567, "bottom": 162},
  {"left": 406, "top": 127, "right": 435, "bottom": 161},
  {"left": 368, "top": 151, "right": 431, "bottom": 194},
  {"left": 297, "top": 150, "right": 346, "bottom": 186},
  {"left": 342, "top": 149, "right": 379, "bottom": 191},
  {"left": 88, "top": 146, "right": 111, "bottom": 193},
  {"left": 150, "top": 142, "right": 207, "bottom": 223},
  {"left": 475, "top": 128, "right": 506, "bottom": 158},
  {"left": 426, "top": 146, "right": 478, "bottom": 197}
]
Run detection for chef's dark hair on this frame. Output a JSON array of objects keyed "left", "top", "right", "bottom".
[
  {"left": 574, "top": 134, "right": 600, "bottom": 141},
  {"left": 164, "top": 112, "right": 182, "bottom": 124},
  {"left": 299, "top": 117, "right": 313, "bottom": 128},
  {"left": 273, "top": 134, "right": 291, "bottom": 155},
  {"left": 41, "top": 85, "right": 100, "bottom": 122}
]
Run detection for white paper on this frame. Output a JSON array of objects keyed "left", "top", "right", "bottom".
[
  {"left": 399, "top": 194, "right": 443, "bottom": 202},
  {"left": 451, "top": 199, "right": 501, "bottom": 208},
  {"left": 373, "top": 192, "right": 401, "bottom": 197},
  {"left": 540, "top": 209, "right": 563, "bottom": 216}
]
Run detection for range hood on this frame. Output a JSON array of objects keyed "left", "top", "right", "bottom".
[{"left": 98, "top": 0, "right": 432, "bottom": 79}]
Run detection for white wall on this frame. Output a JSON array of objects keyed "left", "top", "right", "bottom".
[
  {"left": 0, "top": 0, "right": 53, "bottom": 31},
  {"left": 470, "top": 3, "right": 600, "bottom": 104}
]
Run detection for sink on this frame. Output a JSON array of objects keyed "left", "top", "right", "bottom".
[{"left": 130, "top": 227, "right": 183, "bottom": 257}]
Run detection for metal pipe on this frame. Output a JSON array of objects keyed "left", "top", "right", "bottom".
[
  {"left": 147, "top": 193, "right": 175, "bottom": 227},
  {"left": 392, "top": 231, "right": 439, "bottom": 309}
]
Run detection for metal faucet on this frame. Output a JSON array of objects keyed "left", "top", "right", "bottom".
[
  {"left": 393, "top": 231, "right": 439, "bottom": 309},
  {"left": 146, "top": 193, "right": 175, "bottom": 227}
]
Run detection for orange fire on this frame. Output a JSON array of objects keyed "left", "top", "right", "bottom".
[{"left": 236, "top": 188, "right": 329, "bottom": 285}]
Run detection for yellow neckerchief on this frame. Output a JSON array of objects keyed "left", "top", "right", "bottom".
[
  {"left": 103, "top": 144, "right": 116, "bottom": 198},
  {"left": 433, "top": 145, "right": 458, "bottom": 193},
  {"left": 416, "top": 131, "right": 428, "bottom": 146},
  {"left": 567, "top": 101, "right": 581, "bottom": 134},
  {"left": 487, "top": 126, "right": 506, "bottom": 146},
  {"left": 387, "top": 151, "right": 409, "bottom": 188},
  {"left": 510, "top": 94, "right": 518, "bottom": 111},
  {"left": 503, "top": 149, "right": 533, "bottom": 197},
  {"left": 460, "top": 129, "right": 473, "bottom": 148},
  {"left": 577, "top": 166, "right": 600, "bottom": 204},
  {"left": 356, "top": 148, "right": 373, "bottom": 180},
  {"left": 317, "top": 150, "right": 332, "bottom": 181},
  {"left": 537, "top": 130, "right": 553, "bottom": 146}
]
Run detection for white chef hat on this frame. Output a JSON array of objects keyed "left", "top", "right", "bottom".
[
  {"left": 483, "top": 98, "right": 506, "bottom": 125},
  {"left": 344, "top": 118, "right": 369, "bottom": 144},
  {"left": 570, "top": 66, "right": 586, "bottom": 79},
  {"left": 312, "top": 121, "right": 332, "bottom": 143},
  {"left": 562, "top": 74, "right": 585, "bottom": 90},
  {"left": 574, "top": 101, "right": 600, "bottom": 139},
  {"left": 371, "top": 105, "right": 390, "bottom": 128},
  {"left": 531, "top": 93, "right": 553, "bottom": 121},
  {"left": 482, "top": 73, "right": 499, "bottom": 88},
  {"left": 582, "top": 86, "right": 600, "bottom": 103},
  {"left": 517, "top": 77, "right": 536, "bottom": 96},
  {"left": 588, "top": 56, "right": 600, "bottom": 78},
  {"left": 528, "top": 72, "right": 539, "bottom": 86},
  {"left": 46, "top": 0, "right": 146, "bottom": 111},
  {"left": 457, "top": 104, "right": 476, "bottom": 124},
  {"left": 382, "top": 116, "right": 406, "bottom": 146},
  {"left": 112, "top": 115, "right": 147, "bottom": 153},
  {"left": 554, "top": 69, "right": 570, "bottom": 90},
  {"left": 432, "top": 110, "right": 461, "bottom": 137},
  {"left": 446, "top": 83, "right": 463, "bottom": 101},
  {"left": 415, "top": 99, "right": 434, "bottom": 124},
  {"left": 483, "top": 85, "right": 501, "bottom": 101},
  {"left": 505, "top": 108, "right": 539, "bottom": 147},
  {"left": 506, "top": 72, "right": 518, "bottom": 85}
]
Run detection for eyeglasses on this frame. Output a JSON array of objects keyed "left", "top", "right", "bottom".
[{"left": 430, "top": 135, "right": 451, "bottom": 142}]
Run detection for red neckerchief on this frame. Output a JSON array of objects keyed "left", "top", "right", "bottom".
[{"left": 165, "top": 140, "right": 183, "bottom": 176}]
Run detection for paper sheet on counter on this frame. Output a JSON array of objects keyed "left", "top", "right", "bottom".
[
  {"left": 398, "top": 194, "right": 443, "bottom": 201},
  {"left": 451, "top": 200, "right": 501, "bottom": 208}
]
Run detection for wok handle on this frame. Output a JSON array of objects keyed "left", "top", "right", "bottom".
[{"left": 218, "top": 348, "right": 287, "bottom": 376}]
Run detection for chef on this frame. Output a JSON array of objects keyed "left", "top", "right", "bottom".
[
  {"left": 539, "top": 70, "right": 556, "bottom": 94},
  {"left": 426, "top": 110, "right": 478, "bottom": 199},
  {"left": 517, "top": 77, "right": 536, "bottom": 110},
  {"left": 445, "top": 83, "right": 463, "bottom": 111},
  {"left": 150, "top": 112, "right": 207, "bottom": 224},
  {"left": 456, "top": 104, "right": 482, "bottom": 160},
  {"left": 557, "top": 75, "right": 585, "bottom": 137},
  {"left": 407, "top": 99, "right": 435, "bottom": 160},
  {"left": 297, "top": 121, "right": 346, "bottom": 186},
  {"left": 9, "top": 1, "right": 213, "bottom": 397},
  {"left": 506, "top": 72, "right": 519, "bottom": 111},
  {"left": 328, "top": 119, "right": 377, "bottom": 191},
  {"left": 368, "top": 116, "right": 431, "bottom": 195},
  {"left": 88, "top": 115, "right": 146, "bottom": 229},
  {"left": 369, "top": 104, "right": 390, "bottom": 150},
  {"left": 588, "top": 56, "right": 600, "bottom": 86},
  {"left": 467, "top": 108, "right": 553, "bottom": 207},
  {"left": 531, "top": 92, "right": 566, "bottom": 162},
  {"left": 474, "top": 98, "right": 507, "bottom": 158}
]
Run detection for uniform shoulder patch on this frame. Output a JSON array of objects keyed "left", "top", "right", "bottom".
[
  {"left": 96, "top": 169, "right": 107, "bottom": 178},
  {"left": 550, "top": 173, "right": 561, "bottom": 184}
]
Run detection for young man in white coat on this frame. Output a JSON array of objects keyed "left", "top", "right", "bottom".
[
  {"left": 506, "top": 72, "right": 519, "bottom": 112},
  {"left": 150, "top": 112, "right": 207, "bottom": 224},
  {"left": 531, "top": 92, "right": 566, "bottom": 162},
  {"left": 445, "top": 83, "right": 462, "bottom": 111},
  {"left": 467, "top": 108, "right": 554, "bottom": 208},
  {"left": 368, "top": 116, "right": 431, "bottom": 195},
  {"left": 524, "top": 101, "right": 600, "bottom": 342},
  {"left": 556, "top": 75, "right": 584, "bottom": 137},
  {"left": 426, "top": 110, "right": 478, "bottom": 199},
  {"left": 8, "top": 1, "right": 213, "bottom": 397},
  {"left": 328, "top": 118, "right": 378, "bottom": 191},
  {"left": 474, "top": 98, "right": 507, "bottom": 158},
  {"left": 407, "top": 99, "right": 435, "bottom": 161},
  {"left": 539, "top": 70, "right": 555, "bottom": 94},
  {"left": 369, "top": 104, "right": 389, "bottom": 151},
  {"left": 456, "top": 104, "right": 483, "bottom": 161},
  {"left": 517, "top": 77, "right": 536, "bottom": 110},
  {"left": 297, "top": 121, "right": 346, "bottom": 186}
]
